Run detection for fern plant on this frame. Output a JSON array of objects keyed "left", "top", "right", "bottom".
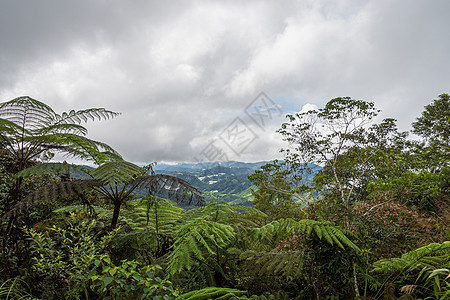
[
  {"left": 250, "top": 218, "right": 360, "bottom": 252},
  {"left": 236, "top": 218, "right": 362, "bottom": 298},
  {"left": 0, "top": 96, "right": 120, "bottom": 210},
  {"left": 11, "top": 160, "right": 204, "bottom": 229},
  {"left": 372, "top": 241, "right": 450, "bottom": 299},
  {"left": 182, "top": 286, "right": 248, "bottom": 299},
  {"left": 168, "top": 201, "right": 267, "bottom": 289}
]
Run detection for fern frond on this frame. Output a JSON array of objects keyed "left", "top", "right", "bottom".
[
  {"left": 91, "top": 161, "right": 142, "bottom": 185},
  {"left": 240, "top": 249, "right": 305, "bottom": 278},
  {"left": 251, "top": 218, "right": 361, "bottom": 252},
  {"left": 17, "top": 162, "right": 92, "bottom": 178},
  {"left": 373, "top": 241, "right": 450, "bottom": 274},
  {"left": 137, "top": 196, "right": 184, "bottom": 233},
  {"left": 54, "top": 108, "right": 120, "bottom": 125},
  {"left": 183, "top": 287, "right": 247, "bottom": 299},
  {"left": 35, "top": 123, "right": 89, "bottom": 135},
  {"left": 135, "top": 174, "right": 204, "bottom": 206},
  {"left": 167, "top": 219, "right": 234, "bottom": 275},
  {"left": 5, "top": 179, "right": 100, "bottom": 219},
  {"left": 44, "top": 133, "right": 122, "bottom": 163},
  {"left": 0, "top": 96, "right": 56, "bottom": 129}
]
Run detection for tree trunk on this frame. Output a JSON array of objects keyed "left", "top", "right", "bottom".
[{"left": 110, "top": 200, "right": 122, "bottom": 229}]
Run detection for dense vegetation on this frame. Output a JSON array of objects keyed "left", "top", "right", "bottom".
[{"left": 0, "top": 95, "right": 448, "bottom": 299}]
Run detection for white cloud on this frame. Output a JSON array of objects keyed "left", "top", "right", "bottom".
[{"left": 300, "top": 104, "right": 319, "bottom": 113}]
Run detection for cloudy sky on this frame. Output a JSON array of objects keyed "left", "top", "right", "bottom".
[{"left": 1, "top": 0, "right": 448, "bottom": 164}]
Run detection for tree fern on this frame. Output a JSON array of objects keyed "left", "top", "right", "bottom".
[
  {"left": 9, "top": 160, "right": 203, "bottom": 229},
  {"left": 6, "top": 180, "right": 100, "bottom": 218},
  {"left": 0, "top": 96, "right": 120, "bottom": 166},
  {"left": 0, "top": 96, "right": 120, "bottom": 225},
  {"left": 90, "top": 161, "right": 142, "bottom": 186},
  {"left": 17, "top": 162, "right": 91, "bottom": 179}
]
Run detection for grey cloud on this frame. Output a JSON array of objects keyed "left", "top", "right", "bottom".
[{"left": 1, "top": 0, "right": 449, "bottom": 163}]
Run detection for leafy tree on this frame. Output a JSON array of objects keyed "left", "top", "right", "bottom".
[
  {"left": 238, "top": 218, "right": 362, "bottom": 299},
  {"left": 0, "top": 96, "right": 120, "bottom": 278},
  {"left": 412, "top": 94, "right": 449, "bottom": 154},
  {"left": 250, "top": 97, "right": 403, "bottom": 297},
  {"left": 278, "top": 98, "right": 399, "bottom": 224}
]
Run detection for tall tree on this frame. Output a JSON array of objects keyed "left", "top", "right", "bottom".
[
  {"left": 252, "top": 97, "right": 400, "bottom": 297},
  {"left": 411, "top": 93, "right": 449, "bottom": 172},
  {"left": 277, "top": 97, "right": 398, "bottom": 223}
]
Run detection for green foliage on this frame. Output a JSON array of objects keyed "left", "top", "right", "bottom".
[
  {"left": 0, "top": 96, "right": 120, "bottom": 167},
  {"left": 369, "top": 168, "right": 450, "bottom": 213},
  {"left": 89, "top": 258, "right": 182, "bottom": 300},
  {"left": 167, "top": 218, "right": 235, "bottom": 275},
  {"left": 0, "top": 278, "right": 37, "bottom": 300},
  {"left": 372, "top": 241, "right": 450, "bottom": 299},
  {"left": 250, "top": 218, "right": 360, "bottom": 252},
  {"left": 23, "top": 212, "right": 117, "bottom": 298},
  {"left": 91, "top": 160, "right": 144, "bottom": 186},
  {"left": 412, "top": 93, "right": 449, "bottom": 152},
  {"left": 13, "top": 160, "right": 203, "bottom": 229},
  {"left": 351, "top": 200, "right": 446, "bottom": 259},
  {"left": 248, "top": 160, "right": 308, "bottom": 220},
  {"left": 24, "top": 212, "right": 181, "bottom": 299},
  {"left": 183, "top": 287, "right": 247, "bottom": 299}
]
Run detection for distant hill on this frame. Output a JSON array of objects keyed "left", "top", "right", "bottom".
[
  {"left": 150, "top": 160, "right": 321, "bottom": 208},
  {"left": 152, "top": 161, "right": 270, "bottom": 173},
  {"left": 69, "top": 161, "right": 321, "bottom": 208}
]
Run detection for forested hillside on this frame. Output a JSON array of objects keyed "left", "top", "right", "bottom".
[{"left": 0, "top": 95, "right": 448, "bottom": 299}]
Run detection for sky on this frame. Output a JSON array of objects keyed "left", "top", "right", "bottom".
[{"left": 1, "top": 0, "right": 449, "bottom": 165}]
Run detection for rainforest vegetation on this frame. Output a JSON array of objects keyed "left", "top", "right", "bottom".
[{"left": 0, "top": 95, "right": 448, "bottom": 299}]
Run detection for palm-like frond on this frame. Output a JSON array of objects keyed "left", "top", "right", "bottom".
[
  {"left": 40, "top": 133, "right": 122, "bottom": 163},
  {"left": 17, "top": 162, "right": 92, "bottom": 178},
  {"left": 240, "top": 249, "right": 306, "bottom": 278},
  {"left": 373, "top": 241, "right": 450, "bottom": 275},
  {"left": 6, "top": 179, "right": 101, "bottom": 218},
  {"left": 54, "top": 107, "right": 120, "bottom": 125},
  {"left": 91, "top": 161, "right": 142, "bottom": 186},
  {"left": 134, "top": 174, "right": 204, "bottom": 206},
  {"left": 0, "top": 96, "right": 56, "bottom": 129},
  {"left": 137, "top": 196, "right": 184, "bottom": 234},
  {"left": 372, "top": 241, "right": 450, "bottom": 298},
  {"left": 184, "top": 200, "right": 237, "bottom": 221},
  {"left": 167, "top": 219, "right": 235, "bottom": 275},
  {"left": 0, "top": 96, "right": 120, "bottom": 164},
  {"left": 251, "top": 218, "right": 361, "bottom": 252}
]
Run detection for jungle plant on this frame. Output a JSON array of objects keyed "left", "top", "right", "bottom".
[
  {"left": 89, "top": 258, "right": 182, "bottom": 300},
  {"left": 11, "top": 160, "right": 203, "bottom": 229},
  {"left": 372, "top": 241, "right": 450, "bottom": 299},
  {"left": 0, "top": 277, "right": 36, "bottom": 300},
  {"left": 168, "top": 200, "right": 266, "bottom": 289},
  {"left": 23, "top": 212, "right": 118, "bottom": 299},
  {"left": 0, "top": 96, "right": 120, "bottom": 212},
  {"left": 182, "top": 286, "right": 247, "bottom": 299}
]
